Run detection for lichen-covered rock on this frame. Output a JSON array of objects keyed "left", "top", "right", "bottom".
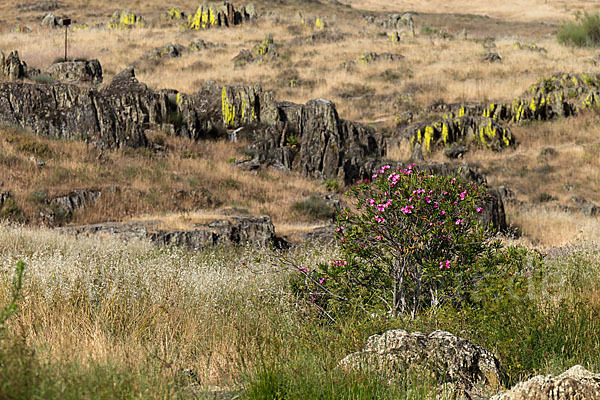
[
  {"left": 108, "top": 9, "right": 145, "bottom": 29},
  {"left": 233, "top": 35, "right": 278, "bottom": 68},
  {"left": 514, "top": 42, "right": 547, "bottom": 53},
  {"left": 0, "top": 67, "right": 167, "bottom": 148},
  {"left": 0, "top": 55, "right": 384, "bottom": 184},
  {"left": 490, "top": 365, "right": 600, "bottom": 400},
  {"left": 189, "top": 39, "right": 218, "bottom": 52},
  {"left": 220, "top": 84, "right": 278, "bottom": 128},
  {"left": 405, "top": 115, "right": 514, "bottom": 152},
  {"left": 187, "top": 2, "right": 250, "bottom": 30},
  {"left": 340, "top": 329, "right": 506, "bottom": 399},
  {"left": 0, "top": 51, "right": 25, "bottom": 80},
  {"left": 162, "top": 7, "right": 186, "bottom": 21},
  {"left": 45, "top": 59, "right": 102, "bottom": 84},
  {"left": 359, "top": 51, "right": 404, "bottom": 64},
  {"left": 401, "top": 73, "right": 600, "bottom": 153}
]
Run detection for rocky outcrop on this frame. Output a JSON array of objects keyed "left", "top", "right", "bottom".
[
  {"left": 405, "top": 115, "right": 513, "bottom": 152},
  {"left": 364, "top": 12, "right": 416, "bottom": 37},
  {"left": 0, "top": 51, "right": 26, "bottom": 80},
  {"left": 240, "top": 98, "right": 386, "bottom": 182},
  {"left": 232, "top": 35, "right": 278, "bottom": 68},
  {"left": 359, "top": 51, "right": 404, "bottom": 64},
  {"left": 490, "top": 365, "right": 600, "bottom": 400},
  {"left": 45, "top": 59, "right": 103, "bottom": 84},
  {"left": 402, "top": 73, "right": 600, "bottom": 153},
  {"left": 0, "top": 191, "right": 12, "bottom": 209},
  {"left": 49, "top": 189, "right": 102, "bottom": 218},
  {"left": 151, "top": 216, "right": 280, "bottom": 249},
  {"left": 482, "top": 52, "right": 502, "bottom": 63},
  {"left": 570, "top": 196, "right": 600, "bottom": 216},
  {"left": 514, "top": 42, "right": 547, "bottom": 53},
  {"left": 187, "top": 2, "right": 255, "bottom": 30},
  {"left": 340, "top": 329, "right": 506, "bottom": 399},
  {"left": 108, "top": 9, "right": 145, "bottom": 29},
  {"left": 0, "top": 67, "right": 169, "bottom": 147},
  {"left": 0, "top": 63, "right": 384, "bottom": 183},
  {"left": 58, "top": 215, "right": 286, "bottom": 249}
]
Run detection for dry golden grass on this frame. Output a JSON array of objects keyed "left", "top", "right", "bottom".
[
  {"left": 341, "top": 0, "right": 600, "bottom": 22},
  {"left": 506, "top": 204, "right": 600, "bottom": 248},
  {"left": 0, "top": 127, "right": 328, "bottom": 230},
  {"left": 1, "top": 0, "right": 600, "bottom": 246}
]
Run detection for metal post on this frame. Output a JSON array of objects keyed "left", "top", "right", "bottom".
[
  {"left": 61, "top": 18, "right": 71, "bottom": 61},
  {"left": 64, "top": 25, "right": 67, "bottom": 60}
]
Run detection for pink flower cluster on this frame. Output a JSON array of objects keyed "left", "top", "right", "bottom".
[
  {"left": 375, "top": 215, "right": 386, "bottom": 223},
  {"left": 376, "top": 200, "right": 392, "bottom": 212},
  {"left": 336, "top": 226, "right": 345, "bottom": 232},
  {"left": 439, "top": 260, "right": 451, "bottom": 269},
  {"left": 333, "top": 259, "right": 348, "bottom": 267},
  {"left": 401, "top": 205, "right": 414, "bottom": 214},
  {"left": 459, "top": 191, "right": 468, "bottom": 201}
]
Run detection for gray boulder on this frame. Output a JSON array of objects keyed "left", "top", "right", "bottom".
[
  {"left": 58, "top": 215, "right": 287, "bottom": 249},
  {"left": 490, "top": 365, "right": 600, "bottom": 400},
  {"left": 45, "top": 59, "right": 103, "bottom": 84},
  {"left": 340, "top": 329, "right": 506, "bottom": 399}
]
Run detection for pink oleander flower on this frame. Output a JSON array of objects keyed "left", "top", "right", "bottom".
[
  {"left": 455, "top": 219, "right": 463, "bottom": 225},
  {"left": 476, "top": 207, "right": 483, "bottom": 213},
  {"left": 440, "top": 210, "right": 446, "bottom": 215},
  {"left": 401, "top": 205, "right": 414, "bottom": 214},
  {"left": 336, "top": 226, "right": 345, "bottom": 232},
  {"left": 439, "top": 260, "right": 451, "bottom": 269},
  {"left": 333, "top": 259, "right": 348, "bottom": 267},
  {"left": 376, "top": 235, "right": 382, "bottom": 240}
]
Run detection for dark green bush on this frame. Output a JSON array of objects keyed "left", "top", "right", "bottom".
[{"left": 558, "top": 12, "right": 600, "bottom": 47}]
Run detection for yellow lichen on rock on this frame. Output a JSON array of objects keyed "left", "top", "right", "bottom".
[
  {"left": 108, "top": 10, "right": 145, "bottom": 29},
  {"left": 222, "top": 87, "right": 236, "bottom": 128}
]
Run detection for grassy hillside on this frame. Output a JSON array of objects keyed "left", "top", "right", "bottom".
[{"left": 1, "top": 1, "right": 600, "bottom": 397}]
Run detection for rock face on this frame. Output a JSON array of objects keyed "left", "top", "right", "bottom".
[
  {"left": 58, "top": 215, "right": 286, "bottom": 249},
  {"left": 45, "top": 59, "right": 103, "bottom": 84},
  {"left": 402, "top": 72, "right": 600, "bottom": 153},
  {"left": 241, "top": 98, "right": 386, "bottom": 183},
  {"left": 151, "top": 216, "right": 280, "bottom": 249},
  {"left": 108, "top": 9, "right": 145, "bottom": 29},
  {"left": 49, "top": 189, "right": 102, "bottom": 218},
  {"left": 233, "top": 35, "right": 278, "bottom": 68},
  {"left": 359, "top": 51, "right": 404, "bottom": 64},
  {"left": 0, "top": 62, "right": 384, "bottom": 183},
  {"left": 187, "top": 2, "right": 254, "bottom": 30},
  {"left": 364, "top": 12, "right": 416, "bottom": 37},
  {"left": 0, "top": 51, "right": 25, "bottom": 80},
  {"left": 340, "top": 329, "right": 506, "bottom": 399},
  {"left": 490, "top": 365, "right": 600, "bottom": 400}
]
